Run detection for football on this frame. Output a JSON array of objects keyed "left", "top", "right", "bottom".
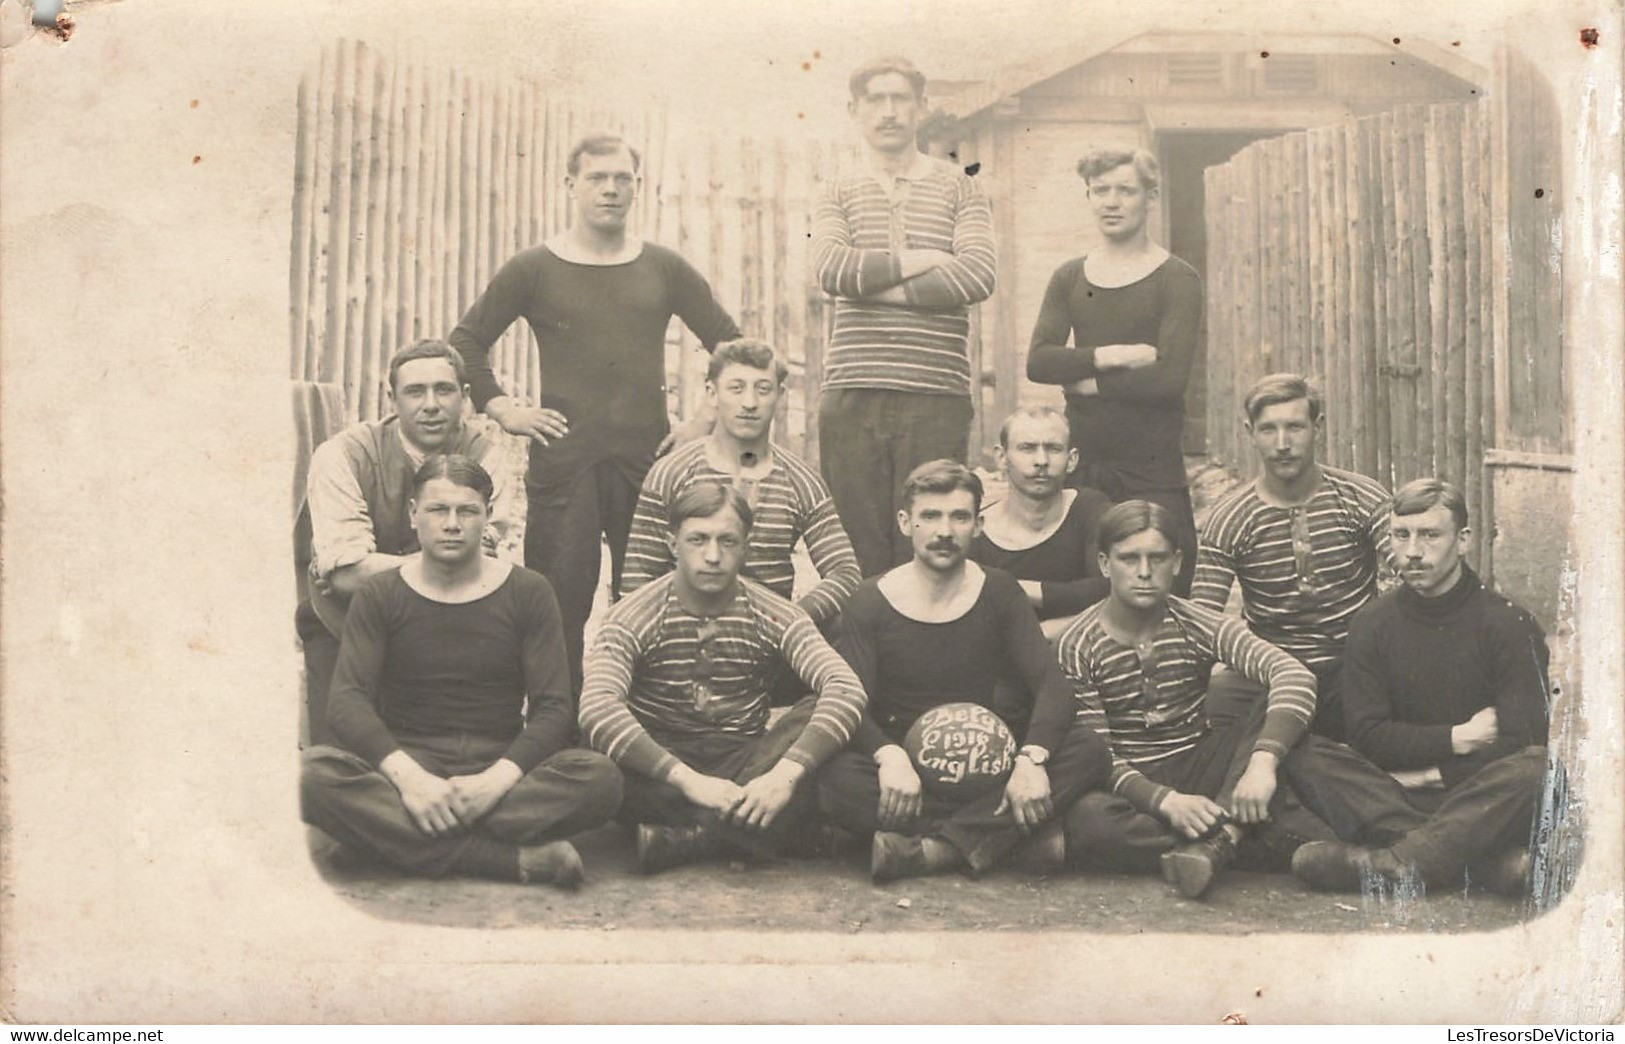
[{"left": 903, "top": 702, "right": 1018, "bottom": 799}]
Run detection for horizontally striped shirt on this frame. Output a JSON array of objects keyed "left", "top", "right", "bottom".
[
  {"left": 811, "top": 157, "right": 996, "bottom": 397},
  {"left": 621, "top": 441, "right": 860, "bottom": 626},
  {"left": 578, "top": 574, "right": 866, "bottom": 781},
  {"left": 1056, "top": 596, "right": 1317, "bottom": 815},
  {"left": 1191, "top": 466, "right": 1393, "bottom": 667}
]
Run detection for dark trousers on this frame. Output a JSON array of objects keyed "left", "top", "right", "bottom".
[
  {"left": 301, "top": 734, "right": 622, "bottom": 880},
  {"left": 525, "top": 460, "right": 642, "bottom": 696},
  {"left": 619, "top": 696, "right": 821, "bottom": 852},
  {"left": 1287, "top": 743, "right": 1552, "bottom": 886},
  {"left": 817, "top": 721, "right": 1113, "bottom": 875},
  {"left": 818, "top": 388, "right": 974, "bottom": 577},
  {"left": 1207, "top": 660, "right": 1348, "bottom": 742},
  {"left": 1064, "top": 695, "right": 1340, "bottom": 871},
  {"left": 295, "top": 599, "right": 338, "bottom": 748}
]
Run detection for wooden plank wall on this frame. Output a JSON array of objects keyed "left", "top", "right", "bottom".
[
  {"left": 290, "top": 41, "right": 861, "bottom": 468},
  {"left": 1201, "top": 95, "right": 1555, "bottom": 577}
]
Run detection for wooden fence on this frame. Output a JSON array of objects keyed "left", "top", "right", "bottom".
[
  {"left": 1203, "top": 82, "right": 1565, "bottom": 576},
  {"left": 290, "top": 39, "right": 863, "bottom": 470}
]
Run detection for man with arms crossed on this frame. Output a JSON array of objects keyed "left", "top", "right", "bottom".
[
  {"left": 1026, "top": 148, "right": 1202, "bottom": 595},
  {"left": 579, "top": 483, "right": 868, "bottom": 873},
  {"left": 297, "top": 340, "right": 515, "bottom": 744},
  {"left": 817, "top": 461, "right": 1112, "bottom": 883},
  {"left": 621, "top": 338, "right": 860, "bottom": 633},
  {"left": 1057, "top": 500, "right": 1360, "bottom": 899},
  {"left": 450, "top": 133, "right": 742, "bottom": 693},
  {"left": 1290, "top": 479, "right": 1555, "bottom": 896},
  {"left": 812, "top": 56, "right": 997, "bottom": 576},
  {"left": 971, "top": 406, "right": 1114, "bottom": 642},
  {"left": 301, "top": 455, "right": 621, "bottom": 888},
  {"left": 1192, "top": 373, "right": 1392, "bottom": 740}
]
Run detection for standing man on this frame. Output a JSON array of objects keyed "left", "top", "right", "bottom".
[
  {"left": 297, "top": 339, "right": 516, "bottom": 745},
  {"left": 816, "top": 461, "right": 1112, "bottom": 883},
  {"left": 301, "top": 455, "right": 622, "bottom": 888},
  {"left": 621, "top": 338, "right": 860, "bottom": 631},
  {"left": 1026, "top": 148, "right": 1202, "bottom": 595},
  {"left": 812, "top": 56, "right": 997, "bottom": 577},
  {"left": 1192, "top": 373, "right": 1392, "bottom": 740},
  {"left": 579, "top": 483, "right": 868, "bottom": 873},
  {"left": 449, "top": 133, "right": 742, "bottom": 694},
  {"left": 970, "top": 406, "right": 1114, "bottom": 641},
  {"left": 1291, "top": 479, "right": 1556, "bottom": 896},
  {"left": 1056, "top": 500, "right": 1352, "bottom": 900}
]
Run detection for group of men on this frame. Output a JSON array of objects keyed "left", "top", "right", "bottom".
[{"left": 295, "top": 55, "right": 1561, "bottom": 903}]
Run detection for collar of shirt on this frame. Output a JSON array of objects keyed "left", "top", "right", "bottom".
[
  {"left": 394, "top": 421, "right": 428, "bottom": 470},
  {"left": 867, "top": 152, "right": 933, "bottom": 198}
]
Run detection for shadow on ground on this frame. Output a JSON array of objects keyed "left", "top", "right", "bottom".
[{"left": 308, "top": 825, "right": 1535, "bottom": 935}]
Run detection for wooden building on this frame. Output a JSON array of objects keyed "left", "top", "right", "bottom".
[{"left": 928, "top": 32, "right": 1487, "bottom": 456}]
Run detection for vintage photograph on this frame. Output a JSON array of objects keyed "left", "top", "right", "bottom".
[{"left": 2, "top": 0, "right": 1620, "bottom": 1025}]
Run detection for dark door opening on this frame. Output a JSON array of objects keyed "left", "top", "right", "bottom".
[{"left": 1158, "top": 130, "right": 1284, "bottom": 457}]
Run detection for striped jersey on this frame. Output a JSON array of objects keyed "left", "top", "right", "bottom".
[
  {"left": 621, "top": 440, "right": 860, "bottom": 626},
  {"left": 1191, "top": 466, "right": 1393, "bottom": 667},
  {"left": 1056, "top": 596, "right": 1317, "bottom": 815},
  {"left": 811, "top": 157, "right": 996, "bottom": 397},
  {"left": 578, "top": 573, "right": 867, "bottom": 782}
]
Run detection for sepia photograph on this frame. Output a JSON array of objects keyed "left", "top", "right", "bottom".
[{"left": 1, "top": 0, "right": 1620, "bottom": 1025}]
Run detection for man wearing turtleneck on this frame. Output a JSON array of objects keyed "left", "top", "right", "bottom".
[{"left": 1289, "top": 478, "right": 1555, "bottom": 895}]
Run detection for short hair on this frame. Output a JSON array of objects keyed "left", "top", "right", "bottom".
[
  {"left": 706, "top": 338, "right": 789, "bottom": 385},
  {"left": 848, "top": 55, "right": 927, "bottom": 101},
  {"left": 997, "top": 405, "right": 1070, "bottom": 449},
  {"left": 389, "top": 339, "right": 467, "bottom": 392},
  {"left": 1243, "top": 372, "right": 1325, "bottom": 425},
  {"left": 1391, "top": 477, "right": 1469, "bottom": 532},
  {"left": 1076, "top": 147, "right": 1161, "bottom": 194},
  {"left": 566, "top": 133, "right": 642, "bottom": 177},
  {"left": 411, "top": 453, "right": 493, "bottom": 503},
  {"left": 900, "top": 459, "right": 983, "bottom": 514},
  {"left": 668, "top": 481, "right": 754, "bottom": 536},
  {"left": 1096, "top": 499, "right": 1182, "bottom": 555}
]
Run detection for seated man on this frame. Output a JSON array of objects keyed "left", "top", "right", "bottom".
[
  {"left": 1192, "top": 373, "right": 1392, "bottom": 740},
  {"left": 971, "top": 406, "right": 1114, "bottom": 641},
  {"left": 817, "top": 460, "right": 1112, "bottom": 883},
  {"left": 301, "top": 455, "right": 621, "bottom": 888},
  {"left": 579, "top": 482, "right": 868, "bottom": 873},
  {"left": 296, "top": 339, "right": 515, "bottom": 744},
  {"left": 1058, "top": 499, "right": 1355, "bottom": 899},
  {"left": 622, "top": 338, "right": 860, "bottom": 632},
  {"left": 1290, "top": 479, "right": 1557, "bottom": 896}
]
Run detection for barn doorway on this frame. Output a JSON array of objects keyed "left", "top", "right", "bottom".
[{"left": 1157, "top": 129, "right": 1285, "bottom": 455}]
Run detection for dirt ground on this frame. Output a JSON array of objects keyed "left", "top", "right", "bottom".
[{"left": 307, "top": 825, "right": 1539, "bottom": 935}]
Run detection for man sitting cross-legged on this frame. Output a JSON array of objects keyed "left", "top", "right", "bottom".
[
  {"left": 622, "top": 338, "right": 860, "bottom": 636},
  {"left": 1056, "top": 499, "right": 1376, "bottom": 900},
  {"left": 817, "top": 460, "right": 1113, "bottom": 883},
  {"left": 1289, "top": 479, "right": 1560, "bottom": 897},
  {"left": 971, "top": 405, "right": 1114, "bottom": 642},
  {"left": 301, "top": 454, "right": 623, "bottom": 888},
  {"left": 579, "top": 482, "right": 868, "bottom": 873}
]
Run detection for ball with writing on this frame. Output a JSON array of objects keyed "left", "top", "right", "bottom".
[{"left": 903, "top": 702, "right": 1017, "bottom": 799}]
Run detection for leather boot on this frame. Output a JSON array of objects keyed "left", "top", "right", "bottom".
[
  {"left": 636, "top": 823, "right": 726, "bottom": 874},
  {"left": 1160, "top": 829, "right": 1238, "bottom": 899}
]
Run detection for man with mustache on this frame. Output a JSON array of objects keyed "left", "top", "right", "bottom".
[
  {"left": 811, "top": 56, "right": 997, "bottom": 577},
  {"left": 621, "top": 338, "right": 860, "bottom": 636},
  {"left": 816, "top": 460, "right": 1111, "bottom": 882},
  {"left": 971, "top": 406, "right": 1113, "bottom": 643},
  {"left": 450, "top": 133, "right": 741, "bottom": 697},
  {"left": 1191, "top": 373, "right": 1393, "bottom": 740},
  {"left": 1290, "top": 478, "right": 1558, "bottom": 897}
]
